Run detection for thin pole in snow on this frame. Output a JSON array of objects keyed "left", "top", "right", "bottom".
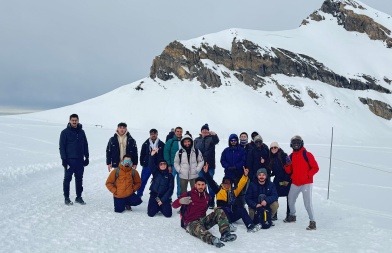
[{"left": 327, "top": 127, "right": 334, "bottom": 200}]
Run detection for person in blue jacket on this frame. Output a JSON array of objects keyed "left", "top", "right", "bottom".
[{"left": 147, "top": 148, "right": 174, "bottom": 217}]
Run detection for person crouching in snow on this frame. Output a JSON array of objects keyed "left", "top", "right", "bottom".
[
  {"left": 202, "top": 162, "right": 261, "bottom": 233},
  {"left": 106, "top": 154, "right": 142, "bottom": 213},
  {"left": 172, "top": 177, "right": 237, "bottom": 248},
  {"left": 147, "top": 148, "right": 174, "bottom": 217}
]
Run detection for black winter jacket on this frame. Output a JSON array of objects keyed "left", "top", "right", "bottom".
[
  {"left": 106, "top": 132, "right": 138, "bottom": 167},
  {"left": 140, "top": 139, "right": 165, "bottom": 167},
  {"left": 148, "top": 155, "right": 174, "bottom": 203},
  {"left": 269, "top": 149, "right": 291, "bottom": 197},
  {"left": 59, "top": 123, "right": 89, "bottom": 160},
  {"left": 194, "top": 134, "right": 219, "bottom": 168},
  {"left": 246, "top": 144, "right": 270, "bottom": 180}
]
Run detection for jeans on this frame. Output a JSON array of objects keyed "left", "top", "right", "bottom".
[
  {"left": 113, "top": 193, "right": 142, "bottom": 213},
  {"left": 172, "top": 166, "right": 181, "bottom": 198},
  {"left": 137, "top": 165, "right": 151, "bottom": 197}
]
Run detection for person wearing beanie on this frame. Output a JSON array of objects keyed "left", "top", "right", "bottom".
[
  {"left": 164, "top": 127, "right": 183, "bottom": 198},
  {"left": 165, "top": 128, "right": 175, "bottom": 142},
  {"left": 267, "top": 142, "right": 291, "bottom": 221},
  {"left": 284, "top": 135, "right": 319, "bottom": 231},
  {"left": 202, "top": 163, "right": 261, "bottom": 233},
  {"left": 245, "top": 168, "right": 279, "bottom": 229},
  {"left": 137, "top": 128, "right": 165, "bottom": 199},
  {"left": 146, "top": 148, "right": 174, "bottom": 217},
  {"left": 172, "top": 176, "right": 237, "bottom": 248},
  {"left": 194, "top": 123, "right": 219, "bottom": 209},
  {"left": 246, "top": 135, "right": 270, "bottom": 180},
  {"left": 174, "top": 134, "right": 204, "bottom": 194}
]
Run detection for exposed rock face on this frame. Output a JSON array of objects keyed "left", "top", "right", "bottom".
[
  {"left": 319, "top": 0, "right": 392, "bottom": 48},
  {"left": 359, "top": 97, "right": 392, "bottom": 120}
]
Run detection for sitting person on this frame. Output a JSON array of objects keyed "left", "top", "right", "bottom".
[
  {"left": 203, "top": 163, "right": 261, "bottom": 233},
  {"left": 147, "top": 148, "right": 174, "bottom": 217},
  {"left": 172, "top": 177, "right": 237, "bottom": 248},
  {"left": 105, "top": 154, "right": 142, "bottom": 213},
  {"left": 246, "top": 168, "right": 279, "bottom": 228}
]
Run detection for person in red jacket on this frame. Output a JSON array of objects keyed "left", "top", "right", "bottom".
[
  {"left": 172, "top": 177, "right": 237, "bottom": 248},
  {"left": 283, "top": 136, "right": 319, "bottom": 230}
]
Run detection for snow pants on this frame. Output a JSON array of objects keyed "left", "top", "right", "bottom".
[
  {"left": 147, "top": 195, "right": 172, "bottom": 217},
  {"left": 113, "top": 193, "right": 142, "bottom": 213},
  {"left": 63, "top": 158, "right": 84, "bottom": 198}
]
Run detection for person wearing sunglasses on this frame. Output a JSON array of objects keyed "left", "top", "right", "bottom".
[
  {"left": 267, "top": 142, "right": 291, "bottom": 221},
  {"left": 146, "top": 148, "right": 174, "bottom": 218}
]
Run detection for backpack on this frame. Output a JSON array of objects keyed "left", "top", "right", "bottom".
[
  {"left": 178, "top": 148, "right": 199, "bottom": 164},
  {"left": 113, "top": 167, "right": 135, "bottom": 187},
  {"left": 255, "top": 206, "right": 272, "bottom": 229},
  {"left": 180, "top": 191, "right": 192, "bottom": 228},
  {"left": 289, "top": 149, "right": 310, "bottom": 168}
]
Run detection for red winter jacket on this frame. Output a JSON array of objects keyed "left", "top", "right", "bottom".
[
  {"left": 284, "top": 147, "right": 319, "bottom": 186},
  {"left": 172, "top": 187, "right": 210, "bottom": 226}
]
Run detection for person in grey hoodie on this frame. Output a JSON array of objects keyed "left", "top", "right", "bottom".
[{"left": 174, "top": 134, "right": 204, "bottom": 194}]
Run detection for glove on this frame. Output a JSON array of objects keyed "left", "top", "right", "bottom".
[
  {"left": 62, "top": 159, "right": 67, "bottom": 168},
  {"left": 179, "top": 196, "right": 192, "bottom": 205},
  {"left": 285, "top": 156, "right": 292, "bottom": 165},
  {"left": 83, "top": 158, "right": 89, "bottom": 167}
]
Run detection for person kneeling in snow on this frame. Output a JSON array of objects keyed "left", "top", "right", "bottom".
[
  {"left": 106, "top": 154, "right": 142, "bottom": 213},
  {"left": 202, "top": 163, "right": 261, "bottom": 233},
  {"left": 172, "top": 177, "right": 237, "bottom": 248},
  {"left": 147, "top": 148, "right": 174, "bottom": 217}
]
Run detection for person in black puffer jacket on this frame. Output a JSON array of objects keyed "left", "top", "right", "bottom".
[{"left": 147, "top": 148, "right": 174, "bottom": 217}]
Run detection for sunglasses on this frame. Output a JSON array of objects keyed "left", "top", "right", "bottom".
[
  {"left": 270, "top": 146, "right": 279, "bottom": 150},
  {"left": 159, "top": 162, "right": 167, "bottom": 166},
  {"left": 230, "top": 139, "right": 237, "bottom": 142}
]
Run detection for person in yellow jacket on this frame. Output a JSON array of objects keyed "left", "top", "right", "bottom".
[
  {"left": 106, "top": 154, "right": 142, "bottom": 212},
  {"left": 202, "top": 163, "right": 261, "bottom": 233}
]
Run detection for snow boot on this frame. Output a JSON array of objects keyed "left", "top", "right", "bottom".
[
  {"left": 65, "top": 198, "right": 73, "bottom": 205},
  {"left": 212, "top": 237, "right": 225, "bottom": 248},
  {"left": 283, "top": 215, "right": 296, "bottom": 223},
  {"left": 306, "top": 221, "right": 317, "bottom": 230},
  {"left": 247, "top": 224, "right": 261, "bottom": 233},
  {"left": 125, "top": 205, "right": 132, "bottom": 211},
  {"left": 220, "top": 232, "right": 237, "bottom": 242},
  {"left": 75, "top": 197, "right": 86, "bottom": 205}
]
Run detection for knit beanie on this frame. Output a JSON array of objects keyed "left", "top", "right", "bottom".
[
  {"left": 257, "top": 168, "right": 267, "bottom": 176},
  {"left": 201, "top": 124, "right": 209, "bottom": 131}
]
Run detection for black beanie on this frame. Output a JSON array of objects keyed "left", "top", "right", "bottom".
[{"left": 201, "top": 124, "right": 209, "bottom": 131}]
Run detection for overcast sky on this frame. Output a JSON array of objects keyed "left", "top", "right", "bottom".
[{"left": 1, "top": 0, "right": 391, "bottom": 111}]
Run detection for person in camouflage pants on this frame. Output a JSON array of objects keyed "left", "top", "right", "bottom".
[{"left": 172, "top": 176, "right": 237, "bottom": 248}]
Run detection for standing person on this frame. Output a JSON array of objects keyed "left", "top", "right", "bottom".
[
  {"left": 239, "top": 132, "right": 251, "bottom": 152},
  {"left": 137, "top": 129, "right": 165, "bottom": 198},
  {"left": 245, "top": 168, "right": 279, "bottom": 228},
  {"left": 284, "top": 136, "right": 319, "bottom": 230},
  {"left": 246, "top": 135, "right": 270, "bottom": 180},
  {"left": 59, "top": 114, "right": 89, "bottom": 206},
  {"left": 106, "top": 122, "right": 138, "bottom": 172},
  {"left": 220, "top": 134, "right": 247, "bottom": 207},
  {"left": 164, "top": 126, "right": 183, "bottom": 198},
  {"left": 203, "top": 163, "right": 261, "bottom": 233},
  {"left": 194, "top": 123, "right": 220, "bottom": 209},
  {"left": 172, "top": 177, "right": 237, "bottom": 248},
  {"left": 147, "top": 148, "right": 174, "bottom": 218},
  {"left": 105, "top": 154, "right": 142, "bottom": 213},
  {"left": 166, "top": 128, "right": 175, "bottom": 142},
  {"left": 174, "top": 134, "right": 204, "bottom": 194},
  {"left": 268, "top": 141, "right": 291, "bottom": 221}
]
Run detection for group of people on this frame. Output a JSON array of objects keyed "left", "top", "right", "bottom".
[{"left": 59, "top": 114, "right": 319, "bottom": 248}]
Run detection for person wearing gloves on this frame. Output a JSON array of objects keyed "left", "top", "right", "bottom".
[
  {"left": 172, "top": 177, "right": 237, "bottom": 248},
  {"left": 147, "top": 148, "right": 174, "bottom": 217},
  {"left": 106, "top": 154, "right": 142, "bottom": 213},
  {"left": 284, "top": 135, "right": 319, "bottom": 231},
  {"left": 174, "top": 134, "right": 204, "bottom": 194},
  {"left": 246, "top": 168, "right": 279, "bottom": 228}
]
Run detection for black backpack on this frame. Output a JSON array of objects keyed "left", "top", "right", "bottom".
[{"left": 255, "top": 206, "right": 272, "bottom": 229}]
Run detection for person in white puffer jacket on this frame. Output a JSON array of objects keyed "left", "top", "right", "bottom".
[{"left": 174, "top": 134, "right": 204, "bottom": 194}]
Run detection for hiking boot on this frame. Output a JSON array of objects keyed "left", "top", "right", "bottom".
[
  {"left": 220, "top": 232, "right": 237, "bottom": 242},
  {"left": 229, "top": 223, "right": 237, "bottom": 232},
  {"left": 247, "top": 224, "right": 261, "bottom": 233},
  {"left": 125, "top": 205, "right": 132, "bottom": 211},
  {"left": 212, "top": 237, "right": 225, "bottom": 248},
  {"left": 283, "top": 215, "right": 296, "bottom": 223},
  {"left": 75, "top": 197, "right": 86, "bottom": 205},
  {"left": 208, "top": 197, "right": 215, "bottom": 209},
  {"left": 65, "top": 198, "right": 73, "bottom": 205},
  {"left": 306, "top": 221, "right": 317, "bottom": 230}
]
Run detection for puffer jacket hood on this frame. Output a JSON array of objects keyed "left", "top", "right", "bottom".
[
  {"left": 228, "top": 133, "right": 239, "bottom": 146},
  {"left": 181, "top": 134, "right": 194, "bottom": 149}
]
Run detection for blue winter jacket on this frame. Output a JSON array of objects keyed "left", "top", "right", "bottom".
[
  {"left": 220, "top": 134, "right": 246, "bottom": 179},
  {"left": 245, "top": 179, "right": 278, "bottom": 209}
]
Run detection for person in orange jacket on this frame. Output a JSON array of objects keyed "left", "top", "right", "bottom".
[
  {"left": 106, "top": 154, "right": 142, "bottom": 213},
  {"left": 283, "top": 136, "right": 319, "bottom": 230}
]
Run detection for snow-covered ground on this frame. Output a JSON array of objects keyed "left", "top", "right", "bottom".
[{"left": 0, "top": 116, "right": 391, "bottom": 252}]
